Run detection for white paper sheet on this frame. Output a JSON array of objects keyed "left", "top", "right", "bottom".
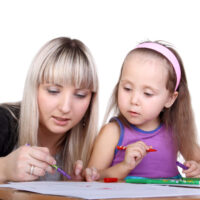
[{"left": 0, "top": 181, "right": 200, "bottom": 199}]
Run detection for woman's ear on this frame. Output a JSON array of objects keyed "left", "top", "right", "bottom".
[{"left": 164, "top": 91, "right": 178, "bottom": 108}]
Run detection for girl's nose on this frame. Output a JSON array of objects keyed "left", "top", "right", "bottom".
[{"left": 130, "top": 92, "right": 140, "bottom": 105}]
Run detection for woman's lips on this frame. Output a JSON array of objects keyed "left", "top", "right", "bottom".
[{"left": 53, "top": 116, "right": 70, "bottom": 126}]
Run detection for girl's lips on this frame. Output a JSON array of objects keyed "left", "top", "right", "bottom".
[{"left": 129, "top": 111, "right": 140, "bottom": 116}]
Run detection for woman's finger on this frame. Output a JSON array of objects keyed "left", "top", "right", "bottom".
[
  {"left": 27, "top": 164, "right": 46, "bottom": 177},
  {"left": 28, "top": 159, "right": 54, "bottom": 174},
  {"left": 28, "top": 148, "right": 56, "bottom": 166},
  {"left": 32, "top": 146, "right": 50, "bottom": 153}
]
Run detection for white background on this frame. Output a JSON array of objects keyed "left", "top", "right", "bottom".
[{"left": 0, "top": 0, "right": 199, "bottom": 141}]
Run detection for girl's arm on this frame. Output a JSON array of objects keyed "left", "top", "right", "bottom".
[
  {"left": 87, "top": 122, "right": 121, "bottom": 176},
  {"left": 181, "top": 145, "right": 200, "bottom": 178},
  {"left": 85, "top": 122, "right": 150, "bottom": 181}
]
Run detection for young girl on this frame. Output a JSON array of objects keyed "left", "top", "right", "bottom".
[
  {"left": 0, "top": 37, "right": 99, "bottom": 182},
  {"left": 85, "top": 41, "right": 200, "bottom": 181}
]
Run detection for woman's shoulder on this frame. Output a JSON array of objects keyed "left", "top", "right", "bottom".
[
  {"left": 0, "top": 103, "right": 20, "bottom": 156},
  {"left": 0, "top": 105, "right": 12, "bottom": 122},
  {"left": 0, "top": 103, "right": 20, "bottom": 121},
  {"left": 0, "top": 103, "right": 20, "bottom": 139}
]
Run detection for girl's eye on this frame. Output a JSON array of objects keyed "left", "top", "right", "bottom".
[
  {"left": 144, "top": 92, "right": 153, "bottom": 97},
  {"left": 123, "top": 87, "right": 132, "bottom": 91}
]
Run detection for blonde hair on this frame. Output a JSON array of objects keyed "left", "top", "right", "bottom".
[
  {"left": 19, "top": 37, "right": 98, "bottom": 176},
  {"left": 104, "top": 40, "right": 199, "bottom": 160}
]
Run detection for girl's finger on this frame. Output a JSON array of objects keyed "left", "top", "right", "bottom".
[
  {"left": 85, "top": 168, "right": 93, "bottom": 182},
  {"left": 92, "top": 173, "right": 100, "bottom": 180},
  {"left": 90, "top": 167, "right": 99, "bottom": 180},
  {"left": 130, "top": 146, "right": 147, "bottom": 158},
  {"left": 132, "top": 150, "right": 143, "bottom": 160},
  {"left": 135, "top": 141, "right": 149, "bottom": 150},
  {"left": 74, "top": 160, "right": 83, "bottom": 176}
]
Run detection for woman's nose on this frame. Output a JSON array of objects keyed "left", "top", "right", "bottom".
[{"left": 58, "top": 93, "right": 72, "bottom": 113}]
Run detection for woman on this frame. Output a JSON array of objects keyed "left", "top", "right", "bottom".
[{"left": 0, "top": 37, "right": 99, "bottom": 182}]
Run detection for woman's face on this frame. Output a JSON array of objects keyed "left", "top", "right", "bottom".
[{"left": 37, "top": 83, "right": 92, "bottom": 136}]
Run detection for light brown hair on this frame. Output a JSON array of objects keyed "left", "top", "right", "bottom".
[{"left": 104, "top": 41, "right": 199, "bottom": 160}]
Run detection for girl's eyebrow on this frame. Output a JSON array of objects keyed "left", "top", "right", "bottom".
[
  {"left": 143, "top": 85, "right": 160, "bottom": 93},
  {"left": 120, "top": 79, "right": 133, "bottom": 84},
  {"left": 120, "top": 80, "right": 160, "bottom": 93}
]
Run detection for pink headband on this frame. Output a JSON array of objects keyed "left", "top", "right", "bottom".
[{"left": 135, "top": 42, "right": 181, "bottom": 91}]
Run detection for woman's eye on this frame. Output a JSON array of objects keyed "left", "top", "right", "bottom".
[
  {"left": 47, "top": 88, "right": 60, "bottom": 94},
  {"left": 75, "top": 93, "right": 86, "bottom": 98}
]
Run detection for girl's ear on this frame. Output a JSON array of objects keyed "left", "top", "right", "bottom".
[{"left": 164, "top": 91, "right": 178, "bottom": 108}]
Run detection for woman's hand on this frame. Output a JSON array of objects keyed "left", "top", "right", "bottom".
[
  {"left": 122, "top": 141, "right": 151, "bottom": 170},
  {"left": 183, "top": 160, "right": 200, "bottom": 178},
  {"left": 2, "top": 145, "right": 56, "bottom": 182}
]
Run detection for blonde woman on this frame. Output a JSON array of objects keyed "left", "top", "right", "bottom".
[{"left": 0, "top": 37, "right": 99, "bottom": 182}]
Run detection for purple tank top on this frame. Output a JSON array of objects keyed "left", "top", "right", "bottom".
[{"left": 111, "top": 118, "right": 180, "bottom": 178}]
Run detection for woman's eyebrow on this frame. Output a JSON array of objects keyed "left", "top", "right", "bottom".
[{"left": 47, "top": 83, "right": 63, "bottom": 87}]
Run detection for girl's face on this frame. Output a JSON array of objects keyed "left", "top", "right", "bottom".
[
  {"left": 118, "top": 52, "right": 177, "bottom": 131},
  {"left": 37, "top": 83, "right": 92, "bottom": 136}
]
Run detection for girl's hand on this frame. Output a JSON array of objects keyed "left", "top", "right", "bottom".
[
  {"left": 183, "top": 160, "right": 200, "bottom": 178},
  {"left": 122, "top": 141, "right": 151, "bottom": 170},
  {"left": 72, "top": 160, "right": 84, "bottom": 181},
  {"left": 72, "top": 160, "right": 100, "bottom": 182},
  {"left": 84, "top": 167, "right": 100, "bottom": 182},
  {"left": 3, "top": 145, "right": 56, "bottom": 182}
]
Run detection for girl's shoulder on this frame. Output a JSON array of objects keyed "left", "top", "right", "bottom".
[
  {"left": 98, "top": 120, "right": 121, "bottom": 143},
  {"left": 103, "top": 120, "right": 120, "bottom": 132}
]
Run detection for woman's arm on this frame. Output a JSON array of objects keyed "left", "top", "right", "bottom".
[{"left": 0, "top": 145, "right": 57, "bottom": 182}]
